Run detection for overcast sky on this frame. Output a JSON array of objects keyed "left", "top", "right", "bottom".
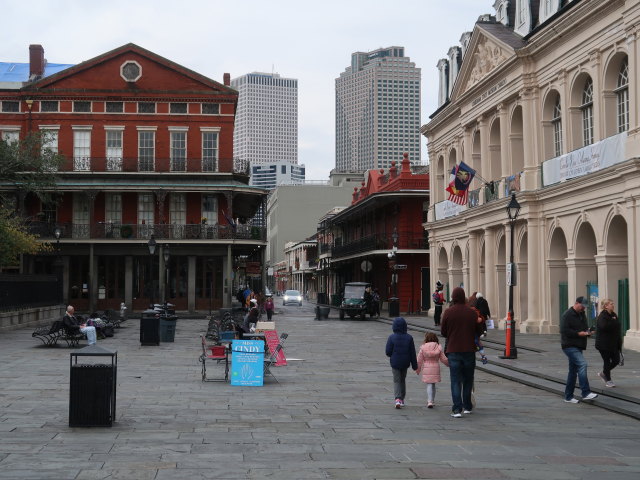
[{"left": 1, "top": 0, "right": 491, "bottom": 180}]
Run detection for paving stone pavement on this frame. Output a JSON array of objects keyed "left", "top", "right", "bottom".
[{"left": 1, "top": 304, "right": 639, "bottom": 479}]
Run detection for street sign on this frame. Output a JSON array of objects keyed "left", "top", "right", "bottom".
[
  {"left": 394, "top": 264, "right": 408, "bottom": 270},
  {"left": 506, "top": 262, "right": 517, "bottom": 286}
]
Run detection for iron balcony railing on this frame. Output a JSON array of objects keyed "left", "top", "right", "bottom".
[
  {"left": 28, "top": 222, "right": 266, "bottom": 241},
  {"left": 331, "top": 231, "right": 428, "bottom": 258},
  {"left": 60, "top": 157, "right": 233, "bottom": 173}
]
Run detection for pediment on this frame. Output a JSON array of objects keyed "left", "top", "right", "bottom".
[
  {"left": 27, "top": 43, "right": 233, "bottom": 95},
  {"left": 451, "top": 23, "right": 524, "bottom": 100}
]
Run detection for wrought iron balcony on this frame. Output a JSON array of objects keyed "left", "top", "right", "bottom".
[
  {"left": 28, "top": 222, "right": 266, "bottom": 242},
  {"left": 331, "top": 231, "right": 428, "bottom": 258}
]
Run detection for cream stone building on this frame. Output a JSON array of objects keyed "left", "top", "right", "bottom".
[{"left": 421, "top": 0, "right": 640, "bottom": 351}]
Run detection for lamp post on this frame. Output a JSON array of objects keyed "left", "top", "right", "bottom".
[
  {"left": 387, "top": 227, "right": 400, "bottom": 316},
  {"left": 54, "top": 227, "right": 62, "bottom": 303},
  {"left": 163, "top": 244, "right": 170, "bottom": 305},
  {"left": 500, "top": 193, "right": 521, "bottom": 359},
  {"left": 147, "top": 235, "right": 157, "bottom": 308}
]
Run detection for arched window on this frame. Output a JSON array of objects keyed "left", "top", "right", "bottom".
[
  {"left": 581, "top": 79, "right": 594, "bottom": 146},
  {"left": 616, "top": 59, "right": 629, "bottom": 133},
  {"left": 552, "top": 96, "right": 563, "bottom": 157}
]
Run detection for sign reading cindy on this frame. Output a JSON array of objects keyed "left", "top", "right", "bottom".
[{"left": 230, "top": 340, "right": 265, "bottom": 386}]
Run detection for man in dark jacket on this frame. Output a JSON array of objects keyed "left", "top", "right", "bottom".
[
  {"left": 560, "top": 296, "right": 598, "bottom": 403},
  {"left": 441, "top": 287, "right": 482, "bottom": 417},
  {"left": 385, "top": 317, "right": 417, "bottom": 409}
]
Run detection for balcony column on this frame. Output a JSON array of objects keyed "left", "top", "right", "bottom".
[
  {"left": 155, "top": 190, "right": 167, "bottom": 226},
  {"left": 188, "top": 255, "right": 196, "bottom": 313},
  {"left": 225, "top": 192, "right": 233, "bottom": 218},
  {"left": 478, "top": 116, "right": 489, "bottom": 183},
  {"left": 89, "top": 243, "right": 96, "bottom": 313},
  {"left": 84, "top": 190, "right": 97, "bottom": 237},
  {"left": 222, "top": 244, "right": 233, "bottom": 308},
  {"left": 124, "top": 256, "right": 133, "bottom": 312}
]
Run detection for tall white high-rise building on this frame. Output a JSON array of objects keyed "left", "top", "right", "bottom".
[
  {"left": 335, "top": 46, "right": 421, "bottom": 172},
  {"left": 231, "top": 72, "right": 298, "bottom": 175}
]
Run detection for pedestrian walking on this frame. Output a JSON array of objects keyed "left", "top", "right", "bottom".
[
  {"left": 385, "top": 317, "right": 418, "bottom": 409},
  {"left": 475, "top": 292, "right": 491, "bottom": 336},
  {"left": 432, "top": 281, "right": 445, "bottom": 326},
  {"left": 416, "top": 332, "right": 449, "bottom": 408},
  {"left": 440, "top": 287, "right": 482, "bottom": 417},
  {"left": 264, "top": 295, "right": 275, "bottom": 321},
  {"left": 560, "top": 296, "right": 598, "bottom": 403},
  {"left": 595, "top": 298, "right": 622, "bottom": 388}
]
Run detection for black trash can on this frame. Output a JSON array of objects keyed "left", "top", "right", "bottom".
[
  {"left": 140, "top": 309, "right": 160, "bottom": 346},
  {"left": 159, "top": 315, "right": 177, "bottom": 342},
  {"left": 69, "top": 345, "right": 117, "bottom": 427},
  {"left": 389, "top": 297, "right": 400, "bottom": 317}
]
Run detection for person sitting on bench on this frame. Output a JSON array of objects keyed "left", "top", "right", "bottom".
[{"left": 63, "top": 305, "right": 97, "bottom": 345}]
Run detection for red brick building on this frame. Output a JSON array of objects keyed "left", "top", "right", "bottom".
[
  {"left": 0, "top": 44, "right": 268, "bottom": 313},
  {"left": 317, "top": 154, "right": 430, "bottom": 313}
]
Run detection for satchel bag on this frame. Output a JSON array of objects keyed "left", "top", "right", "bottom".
[{"left": 486, "top": 318, "right": 495, "bottom": 329}]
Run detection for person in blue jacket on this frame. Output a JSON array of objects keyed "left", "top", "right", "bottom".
[{"left": 385, "top": 317, "right": 418, "bottom": 408}]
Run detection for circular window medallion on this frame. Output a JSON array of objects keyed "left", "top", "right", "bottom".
[{"left": 120, "top": 61, "right": 142, "bottom": 82}]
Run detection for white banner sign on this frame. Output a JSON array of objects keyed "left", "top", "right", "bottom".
[
  {"left": 542, "top": 132, "right": 626, "bottom": 186},
  {"left": 434, "top": 200, "right": 466, "bottom": 220}
]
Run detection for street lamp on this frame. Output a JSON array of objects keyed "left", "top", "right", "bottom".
[
  {"left": 163, "top": 244, "right": 170, "bottom": 305},
  {"left": 388, "top": 227, "right": 400, "bottom": 316},
  {"left": 147, "top": 235, "right": 157, "bottom": 308},
  {"left": 54, "top": 227, "right": 62, "bottom": 303},
  {"left": 500, "top": 193, "right": 521, "bottom": 359}
]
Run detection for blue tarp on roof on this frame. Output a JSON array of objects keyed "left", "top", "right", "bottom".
[{"left": 0, "top": 62, "right": 74, "bottom": 83}]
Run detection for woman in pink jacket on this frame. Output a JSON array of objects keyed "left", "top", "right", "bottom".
[{"left": 416, "top": 332, "right": 449, "bottom": 408}]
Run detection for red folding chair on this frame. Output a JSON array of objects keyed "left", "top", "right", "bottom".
[{"left": 200, "top": 335, "right": 229, "bottom": 382}]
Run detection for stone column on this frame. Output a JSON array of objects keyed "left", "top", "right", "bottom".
[
  {"left": 525, "top": 214, "right": 544, "bottom": 331},
  {"left": 497, "top": 103, "right": 510, "bottom": 181},
  {"left": 468, "top": 231, "right": 480, "bottom": 293},
  {"left": 519, "top": 88, "right": 539, "bottom": 191},
  {"left": 623, "top": 195, "right": 640, "bottom": 350},
  {"left": 483, "top": 228, "right": 498, "bottom": 324},
  {"left": 188, "top": 256, "right": 196, "bottom": 313}
]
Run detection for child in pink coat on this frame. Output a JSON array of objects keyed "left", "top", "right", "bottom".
[{"left": 416, "top": 332, "right": 449, "bottom": 408}]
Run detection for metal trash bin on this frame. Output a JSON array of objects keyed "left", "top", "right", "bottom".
[
  {"left": 140, "top": 309, "right": 160, "bottom": 346},
  {"left": 389, "top": 297, "right": 400, "bottom": 317},
  {"left": 159, "top": 315, "right": 177, "bottom": 342},
  {"left": 69, "top": 345, "right": 117, "bottom": 427}
]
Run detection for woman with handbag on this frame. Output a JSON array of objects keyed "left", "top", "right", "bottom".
[{"left": 595, "top": 298, "right": 622, "bottom": 387}]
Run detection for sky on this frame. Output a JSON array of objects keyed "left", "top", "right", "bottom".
[{"left": 1, "top": 0, "right": 492, "bottom": 180}]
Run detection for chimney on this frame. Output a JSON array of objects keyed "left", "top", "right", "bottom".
[
  {"left": 223, "top": 73, "right": 230, "bottom": 86},
  {"left": 29, "top": 44, "right": 45, "bottom": 79}
]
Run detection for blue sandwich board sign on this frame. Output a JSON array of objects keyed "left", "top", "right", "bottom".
[{"left": 230, "top": 340, "right": 265, "bottom": 386}]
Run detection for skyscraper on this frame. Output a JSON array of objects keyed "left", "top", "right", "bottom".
[
  {"left": 335, "top": 47, "right": 421, "bottom": 172},
  {"left": 231, "top": 72, "right": 299, "bottom": 187}
]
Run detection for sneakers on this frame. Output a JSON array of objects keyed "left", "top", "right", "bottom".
[
  {"left": 481, "top": 355, "right": 488, "bottom": 365},
  {"left": 395, "top": 398, "right": 402, "bottom": 409},
  {"left": 583, "top": 392, "right": 598, "bottom": 400},
  {"left": 598, "top": 371, "right": 607, "bottom": 384},
  {"left": 564, "top": 397, "right": 580, "bottom": 403},
  {"left": 606, "top": 381, "right": 615, "bottom": 388},
  {"left": 427, "top": 402, "right": 434, "bottom": 408},
  {"left": 450, "top": 412, "right": 462, "bottom": 418},
  {"left": 463, "top": 409, "right": 472, "bottom": 414}
]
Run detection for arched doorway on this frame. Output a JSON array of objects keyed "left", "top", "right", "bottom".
[{"left": 548, "top": 227, "right": 569, "bottom": 327}]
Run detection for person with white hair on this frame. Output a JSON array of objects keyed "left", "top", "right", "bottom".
[{"left": 62, "top": 305, "right": 97, "bottom": 345}]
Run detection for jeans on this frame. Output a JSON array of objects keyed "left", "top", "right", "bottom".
[
  {"left": 597, "top": 349, "right": 620, "bottom": 381},
  {"left": 392, "top": 368, "right": 408, "bottom": 400},
  {"left": 447, "top": 352, "right": 475, "bottom": 413},
  {"left": 80, "top": 325, "right": 97, "bottom": 345},
  {"left": 562, "top": 347, "right": 592, "bottom": 399},
  {"left": 434, "top": 305, "right": 443, "bottom": 326},
  {"left": 426, "top": 383, "right": 436, "bottom": 403}
]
